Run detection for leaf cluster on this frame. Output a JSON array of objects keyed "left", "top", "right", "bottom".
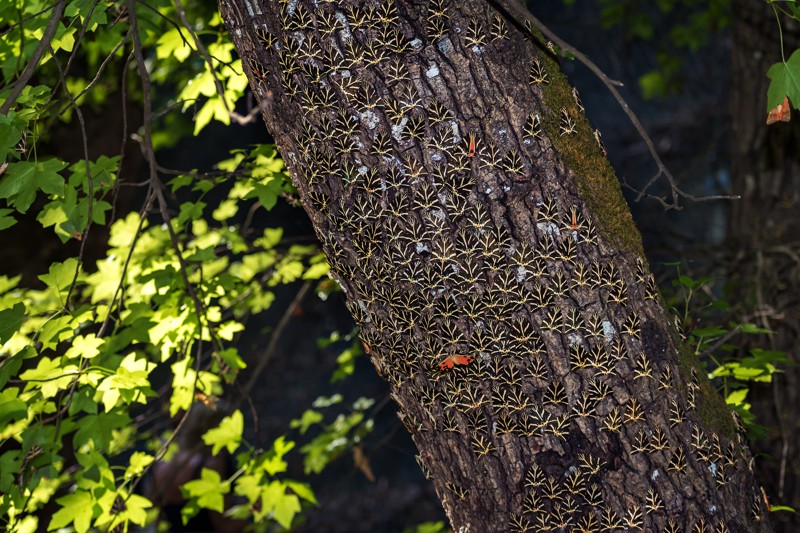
[{"left": 0, "top": 1, "right": 347, "bottom": 531}]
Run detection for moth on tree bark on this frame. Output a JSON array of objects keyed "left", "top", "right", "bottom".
[{"left": 218, "top": 0, "right": 772, "bottom": 530}]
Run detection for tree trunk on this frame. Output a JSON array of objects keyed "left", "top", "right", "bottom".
[
  {"left": 218, "top": 0, "right": 771, "bottom": 530},
  {"left": 729, "top": 1, "right": 800, "bottom": 528}
]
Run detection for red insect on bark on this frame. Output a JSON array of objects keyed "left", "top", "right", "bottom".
[
  {"left": 570, "top": 206, "right": 579, "bottom": 231},
  {"left": 438, "top": 354, "right": 475, "bottom": 371},
  {"left": 467, "top": 132, "right": 476, "bottom": 157}
]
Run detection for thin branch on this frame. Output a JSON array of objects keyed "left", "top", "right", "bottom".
[
  {"left": 47, "top": 47, "right": 94, "bottom": 306},
  {"left": 698, "top": 325, "right": 742, "bottom": 359},
  {"left": 48, "top": 0, "right": 102, "bottom": 99},
  {"left": 0, "top": 4, "right": 56, "bottom": 39},
  {"left": 0, "top": 0, "right": 66, "bottom": 115},
  {"left": 128, "top": 0, "right": 218, "bottom": 352},
  {"left": 239, "top": 280, "right": 313, "bottom": 400},
  {"left": 55, "top": 30, "right": 131, "bottom": 115}
]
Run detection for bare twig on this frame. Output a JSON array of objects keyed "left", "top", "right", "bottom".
[
  {"left": 47, "top": 49, "right": 94, "bottom": 306},
  {"left": 0, "top": 0, "right": 66, "bottom": 115},
  {"left": 698, "top": 325, "right": 742, "bottom": 359},
  {"left": 48, "top": 0, "right": 102, "bottom": 99},
  {"left": 240, "top": 280, "right": 313, "bottom": 399}
]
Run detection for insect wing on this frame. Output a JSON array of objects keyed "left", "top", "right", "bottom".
[
  {"left": 453, "top": 355, "right": 475, "bottom": 366},
  {"left": 767, "top": 96, "right": 791, "bottom": 125}
]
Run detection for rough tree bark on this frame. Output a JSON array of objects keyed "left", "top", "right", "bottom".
[
  {"left": 219, "top": 0, "right": 771, "bottom": 530},
  {"left": 729, "top": 2, "right": 800, "bottom": 528}
]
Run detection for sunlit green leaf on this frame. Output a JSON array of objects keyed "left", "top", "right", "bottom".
[
  {"left": 49, "top": 489, "right": 95, "bottom": 532},
  {"left": 182, "top": 468, "right": 228, "bottom": 513},
  {"left": 202, "top": 410, "right": 243, "bottom": 455}
]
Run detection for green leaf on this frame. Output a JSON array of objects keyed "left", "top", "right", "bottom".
[
  {"left": 124, "top": 451, "right": 154, "bottom": 479},
  {"left": 0, "top": 159, "right": 67, "bottom": 213},
  {"left": 272, "top": 491, "right": 300, "bottom": 529},
  {"left": 19, "top": 356, "right": 77, "bottom": 398},
  {"left": 0, "top": 388, "right": 26, "bottom": 426},
  {"left": 303, "top": 261, "right": 330, "bottom": 280},
  {"left": 0, "top": 302, "right": 25, "bottom": 344},
  {"left": 261, "top": 436, "right": 294, "bottom": 476},
  {"left": 234, "top": 473, "right": 262, "bottom": 503},
  {"left": 290, "top": 409, "right": 323, "bottom": 434},
  {"left": 178, "top": 201, "right": 206, "bottom": 226},
  {"left": 725, "top": 388, "right": 748, "bottom": 406},
  {"left": 156, "top": 27, "right": 194, "bottom": 62},
  {"left": 285, "top": 480, "right": 317, "bottom": 504},
  {"left": 73, "top": 412, "right": 130, "bottom": 452},
  {"left": 0, "top": 112, "right": 24, "bottom": 158},
  {"left": 202, "top": 410, "right": 243, "bottom": 455},
  {"left": 767, "top": 49, "right": 800, "bottom": 112},
  {"left": 49, "top": 489, "right": 95, "bottom": 531},
  {"left": 0, "top": 208, "right": 17, "bottom": 230},
  {"left": 38, "top": 257, "right": 79, "bottom": 293},
  {"left": 64, "top": 333, "right": 104, "bottom": 359},
  {"left": 212, "top": 198, "right": 238, "bottom": 221},
  {"left": 182, "top": 468, "right": 228, "bottom": 513}
]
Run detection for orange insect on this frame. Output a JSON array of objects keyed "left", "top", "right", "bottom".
[
  {"left": 570, "top": 206, "right": 579, "bottom": 231},
  {"left": 438, "top": 354, "right": 475, "bottom": 371},
  {"left": 194, "top": 391, "right": 219, "bottom": 410},
  {"left": 766, "top": 96, "right": 791, "bottom": 125},
  {"left": 467, "top": 132, "right": 477, "bottom": 157}
]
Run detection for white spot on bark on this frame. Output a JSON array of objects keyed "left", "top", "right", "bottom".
[
  {"left": 536, "top": 221, "right": 560, "bottom": 237},
  {"left": 470, "top": 45, "right": 483, "bottom": 54},
  {"left": 286, "top": 0, "right": 299, "bottom": 15},
  {"left": 437, "top": 39, "right": 450, "bottom": 53},
  {"left": 415, "top": 243, "right": 429, "bottom": 254},
  {"left": 426, "top": 64, "right": 440, "bottom": 78},
  {"left": 650, "top": 470, "right": 660, "bottom": 481},
  {"left": 451, "top": 122, "right": 461, "bottom": 143},
  {"left": 360, "top": 111, "right": 380, "bottom": 130},
  {"left": 567, "top": 333, "right": 582, "bottom": 346},
  {"left": 410, "top": 38, "right": 423, "bottom": 49},
  {"left": 516, "top": 266, "right": 527, "bottom": 283},
  {"left": 391, "top": 117, "right": 408, "bottom": 140},
  {"left": 334, "top": 12, "right": 352, "bottom": 40},
  {"left": 708, "top": 463, "right": 718, "bottom": 477},
  {"left": 485, "top": 187, "right": 492, "bottom": 194},
  {"left": 243, "top": 0, "right": 254, "bottom": 16},
  {"left": 357, "top": 300, "right": 370, "bottom": 322},
  {"left": 602, "top": 320, "right": 617, "bottom": 342}
]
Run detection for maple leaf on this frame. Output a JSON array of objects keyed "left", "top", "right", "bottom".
[
  {"left": 0, "top": 159, "right": 66, "bottom": 213},
  {"left": 766, "top": 49, "right": 800, "bottom": 114}
]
